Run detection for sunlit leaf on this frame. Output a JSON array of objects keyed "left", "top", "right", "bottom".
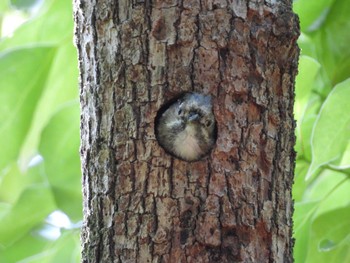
[
  {"left": 307, "top": 78, "right": 350, "bottom": 180},
  {"left": 312, "top": 0, "right": 350, "bottom": 85},
  {"left": 293, "top": 201, "right": 319, "bottom": 263},
  {"left": 298, "top": 33, "right": 317, "bottom": 58},
  {"left": 0, "top": 0, "right": 73, "bottom": 50},
  {"left": 0, "top": 228, "right": 80, "bottom": 263},
  {"left": 294, "top": 56, "right": 320, "bottom": 158},
  {"left": 304, "top": 170, "right": 350, "bottom": 216},
  {"left": 18, "top": 41, "right": 79, "bottom": 169},
  {"left": 293, "top": 161, "right": 309, "bottom": 202},
  {"left": 307, "top": 206, "right": 350, "bottom": 262},
  {"left": 43, "top": 230, "right": 81, "bottom": 263},
  {"left": 0, "top": 162, "right": 44, "bottom": 203},
  {"left": 329, "top": 141, "right": 350, "bottom": 170},
  {"left": 0, "top": 1, "right": 9, "bottom": 11},
  {"left": 295, "top": 95, "right": 321, "bottom": 162},
  {"left": 293, "top": 0, "right": 335, "bottom": 32},
  {"left": 0, "top": 185, "right": 56, "bottom": 246},
  {"left": 0, "top": 231, "right": 52, "bottom": 263},
  {"left": 0, "top": 46, "right": 56, "bottom": 172},
  {"left": 0, "top": 0, "right": 81, "bottom": 261},
  {"left": 39, "top": 102, "right": 82, "bottom": 221},
  {"left": 10, "top": 0, "right": 42, "bottom": 10},
  {"left": 295, "top": 56, "right": 320, "bottom": 123}
]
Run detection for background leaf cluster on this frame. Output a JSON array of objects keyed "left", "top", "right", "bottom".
[
  {"left": 293, "top": 0, "right": 350, "bottom": 262},
  {"left": 0, "top": 0, "right": 349, "bottom": 262},
  {"left": 0, "top": 0, "right": 81, "bottom": 262}
]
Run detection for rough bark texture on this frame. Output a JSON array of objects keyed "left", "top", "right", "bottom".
[{"left": 74, "top": 0, "right": 299, "bottom": 262}]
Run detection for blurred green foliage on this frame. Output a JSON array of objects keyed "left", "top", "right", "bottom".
[
  {"left": 0, "top": 0, "right": 81, "bottom": 262},
  {"left": 0, "top": 0, "right": 349, "bottom": 262},
  {"left": 293, "top": 0, "right": 350, "bottom": 262}
]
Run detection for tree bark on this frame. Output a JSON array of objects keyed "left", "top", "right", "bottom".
[{"left": 74, "top": 0, "right": 299, "bottom": 262}]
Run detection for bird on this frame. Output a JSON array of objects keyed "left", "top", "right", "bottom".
[{"left": 155, "top": 92, "right": 216, "bottom": 162}]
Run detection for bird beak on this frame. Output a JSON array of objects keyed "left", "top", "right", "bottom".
[{"left": 188, "top": 112, "right": 199, "bottom": 122}]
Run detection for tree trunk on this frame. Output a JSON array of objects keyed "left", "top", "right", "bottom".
[{"left": 74, "top": 0, "right": 299, "bottom": 262}]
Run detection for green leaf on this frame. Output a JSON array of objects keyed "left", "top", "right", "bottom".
[
  {"left": 297, "top": 33, "right": 317, "bottom": 58},
  {"left": 0, "top": 185, "right": 56, "bottom": 246},
  {"left": 0, "top": 231, "right": 53, "bottom": 263},
  {"left": 293, "top": 0, "right": 335, "bottom": 32},
  {"left": 0, "top": 0, "right": 80, "bottom": 261},
  {"left": 295, "top": 56, "right": 320, "bottom": 123},
  {"left": 10, "top": 0, "right": 41, "bottom": 10},
  {"left": 0, "top": 162, "right": 44, "bottom": 203},
  {"left": 0, "top": 229, "right": 80, "bottom": 263},
  {"left": 41, "top": 230, "right": 81, "bottom": 263},
  {"left": 311, "top": 0, "right": 350, "bottom": 85},
  {"left": 0, "top": 1, "right": 9, "bottom": 12},
  {"left": 307, "top": 207, "right": 350, "bottom": 262},
  {"left": 304, "top": 169, "right": 350, "bottom": 216},
  {"left": 295, "top": 95, "right": 321, "bottom": 162},
  {"left": 39, "top": 103, "right": 82, "bottom": 221},
  {"left": 293, "top": 201, "right": 319, "bottom": 263},
  {"left": 297, "top": 113, "right": 317, "bottom": 162},
  {"left": 18, "top": 41, "right": 79, "bottom": 169},
  {"left": 0, "top": 0, "right": 73, "bottom": 50},
  {"left": 294, "top": 56, "right": 321, "bottom": 158},
  {"left": 332, "top": 141, "right": 350, "bottom": 169},
  {"left": 0, "top": 46, "right": 56, "bottom": 172},
  {"left": 293, "top": 161, "right": 309, "bottom": 202},
  {"left": 307, "top": 78, "right": 350, "bottom": 180}
]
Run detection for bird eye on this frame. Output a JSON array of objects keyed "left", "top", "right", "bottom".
[{"left": 178, "top": 109, "right": 182, "bottom": 115}]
